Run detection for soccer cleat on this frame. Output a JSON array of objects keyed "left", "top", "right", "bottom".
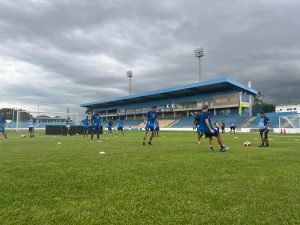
[
  {"left": 210, "top": 147, "right": 215, "bottom": 152},
  {"left": 259, "top": 144, "right": 265, "bottom": 147},
  {"left": 198, "top": 141, "right": 201, "bottom": 144},
  {"left": 148, "top": 141, "right": 152, "bottom": 145},
  {"left": 142, "top": 141, "right": 146, "bottom": 146},
  {"left": 97, "top": 140, "right": 102, "bottom": 143},
  {"left": 266, "top": 144, "right": 269, "bottom": 147},
  {"left": 220, "top": 145, "right": 229, "bottom": 152},
  {"left": 90, "top": 140, "right": 93, "bottom": 143}
]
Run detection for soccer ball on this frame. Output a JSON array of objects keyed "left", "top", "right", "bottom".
[
  {"left": 243, "top": 141, "right": 252, "bottom": 146},
  {"left": 20, "top": 134, "right": 26, "bottom": 138},
  {"left": 76, "top": 133, "right": 79, "bottom": 136}
]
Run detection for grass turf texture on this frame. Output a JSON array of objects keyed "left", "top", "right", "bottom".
[{"left": 0, "top": 131, "right": 299, "bottom": 225}]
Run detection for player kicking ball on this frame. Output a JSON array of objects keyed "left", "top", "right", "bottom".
[
  {"left": 142, "top": 106, "right": 157, "bottom": 146},
  {"left": 258, "top": 112, "right": 270, "bottom": 147},
  {"left": 193, "top": 113, "right": 203, "bottom": 144},
  {"left": 28, "top": 115, "right": 37, "bottom": 138},
  {"left": 200, "top": 105, "right": 229, "bottom": 152},
  {"left": 91, "top": 111, "right": 102, "bottom": 143}
]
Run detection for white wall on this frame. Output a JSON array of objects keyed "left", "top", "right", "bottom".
[{"left": 276, "top": 104, "right": 300, "bottom": 113}]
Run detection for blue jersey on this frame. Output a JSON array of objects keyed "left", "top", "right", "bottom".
[
  {"left": 194, "top": 116, "right": 201, "bottom": 128},
  {"left": 259, "top": 116, "right": 270, "bottom": 129},
  {"left": 146, "top": 111, "right": 157, "bottom": 126},
  {"left": 199, "top": 112, "right": 213, "bottom": 133},
  {"left": 93, "top": 114, "right": 101, "bottom": 127},
  {"left": 155, "top": 120, "right": 159, "bottom": 128},
  {"left": 108, "top": 121, "right": 113, "bottom": 128},
  {"left": 83, "top": 119, "right": 89, "bottom": 128},
  {"left": 29, "top": 117, "right": 36, "bottom": 127},
  {"left": 0, "top": 116, "right": 6, "bottom": 126},
  {"left": 118, "top": 119, "right": 124, "bottom": 128}
]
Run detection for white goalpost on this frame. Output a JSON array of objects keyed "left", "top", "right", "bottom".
[{"left": 278, "top": 114, "right": 300, "bottom": 134}]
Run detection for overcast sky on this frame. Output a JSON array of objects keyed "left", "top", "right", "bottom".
[{"left": 0, "top": 0, "right": 300, "bottom": 114}]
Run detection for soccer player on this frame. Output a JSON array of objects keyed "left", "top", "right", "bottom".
[
  {"left": 220, "top": 120, "right": 225, "bottom": 134},
  {"left": 66, "top": 117, "right": 73, "bottom": 136},
  {"left": 154, "top": 120, "right": 160, "bottom": 137},
  {"left": 258, "top": 112, "right": 270, "bottom": 147},
  {"left": 142, "top": 106, "right": 157, "bottom": 146},
  {"left": 82, "top": 116, "right": 89, "bottom": 138},
  {"left": 214, "top": 120, "right": 220, "bottom": 131},
  {"left": 229, "top": 121, "right": 236, "bottom": 134},
  {"left": 199, "top": 105, "right": 229, "bottom": 152},
  {"left": 28, "top": 115, "right": 37, "bottom": 137},
  {"left": 91, "top": 111, "right": 101, "bottom": 142},
  {"left": 107, "top": 120, "right": 113, "bottom": 136},
  {"left": 0, "top": 113, "right": 8, "bottom": 140},
  {"left": 117, "top": 116, "right": 125, "bottom": 136},
  {"left": 193, "top": 113, "right": 203, "bottom": 144}
]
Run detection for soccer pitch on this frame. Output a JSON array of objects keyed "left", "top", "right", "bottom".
[{"left": 0, "top": 131, "right": 299, "bottom": 225}]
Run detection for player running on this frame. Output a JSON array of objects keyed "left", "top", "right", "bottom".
[
  {"left": 107, "top": 120, "right": 113, "bottom": 136},
  {"left": 91, "top": 111, "right": 101, "bottom": 142},
  {"left": 28, "top": 115, "right": 37, "bottom": 137},
  {"left": 214, "top": 120, "right": 220, "bottom": 131},
  {"left": 142, "top": 106, "right": 157, "bottom": 146},
  {"left": 154, "top": 120, "right": 160, "bottom": 137},
  {"left": 0, "top": 113, "right": 8, "bottom": 140},
  {"left": 117, "top": 116, "right": 125, "bottom": 136},
  {"left": 193, "top": 113, "right": 203, "bottom": 144},
  {"left": 82, "top": 116, "right": 89, "bottom": 138},
  {"left": 199, "top": 105, "right": 229, "bottom": 152},
  {"left": 258, "top": 112, "right": 270, "bottom": 147}
]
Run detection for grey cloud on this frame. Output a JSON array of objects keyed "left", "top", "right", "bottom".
[{"left": 0, "top": 0, "right": 300, "bottom": 114}]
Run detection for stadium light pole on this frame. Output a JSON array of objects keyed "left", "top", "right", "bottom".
[
  {"left": 193, "top": 47, "right": 204, "bottom": 82},
  {"left": 126, "top": 71, "right": 133, "bottom": 95}
]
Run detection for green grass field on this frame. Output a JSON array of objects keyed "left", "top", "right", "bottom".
[{"left": 0, "top": 131, "right": 299, "bottom": 225}]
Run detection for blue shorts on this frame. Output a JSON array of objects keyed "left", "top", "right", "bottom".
[
  {"left": 204, "top": 128, "right": 219, "bottom": 138},
  {"left": 84, "top": 126, "right": 88, "bottom": 131},
  {"left": 146, "top": 124, "right": 155, "bottom": 131},
  {"left": 0, "top": 126, "right": 4, "bottom": 133},
  {"left": 108, "top": 126, "right": 112, "bottom": 131},
  {"left": 155, "top": 127, "right": 160, "bottom": 131},
  {"left": 117, "top": 127, "right": 123, "bottom": 131},
  {"left": 93, "top": 126, "right": 100, "bottom": 131},
  {"left": 196, "top": 128, "right": 203, "bottom": 134}
]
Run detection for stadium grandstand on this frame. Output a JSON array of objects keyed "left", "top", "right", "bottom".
[{"left": 80, "top": 77, "right": 260, "bottom": 130}]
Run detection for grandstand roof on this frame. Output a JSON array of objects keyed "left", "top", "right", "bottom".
[{"left": 80, "top": 77, "right": 258, "bottom": 108}]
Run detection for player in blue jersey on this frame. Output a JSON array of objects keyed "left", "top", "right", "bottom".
[
  {"left": 193, "top": 112, "right": 203, "bottom": 144},
  {"left": 82, "top": 116, "right": 89, "bottom": 138},
  {"left": 258, "top": 112, "right": 270, "bottom": 147},
  {"left": 91, "top": 111, "right": 101, "bottom": 142},
  {"left": 199, "top": 105, "right": 229, "bottom": 152},
  {"left": 154, "top": 120, "right": 160, "bottom": 137},
  {"left": 0, "top": 113, "right": 8, "bottom": 140},
  {"left": 143, "top": 106, "right": 158, "bottom": 146},
  {"left": 117, "top": 116, "right": 125, "bottom": 136},
  {"left": 28, "top": 115, "right": 37, "bottom": 137},
  {"left": 107, "top": 120, "right": 113, "bottom": 136}
]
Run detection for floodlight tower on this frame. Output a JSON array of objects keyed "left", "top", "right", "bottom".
[
  {"left": 193, "top": 47, "right": 204, "bottom": 82},
  {"left": 126, "top": 70, "right": 133, "bottom": 95}
]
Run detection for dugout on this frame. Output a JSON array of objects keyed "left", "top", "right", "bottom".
[{"left": 45, "top": 125, "right": 103, "bottom": 135}]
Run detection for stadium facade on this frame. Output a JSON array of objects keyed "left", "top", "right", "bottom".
[{"left": 80, "top": 77, "right": 258, "bottom": 120}]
